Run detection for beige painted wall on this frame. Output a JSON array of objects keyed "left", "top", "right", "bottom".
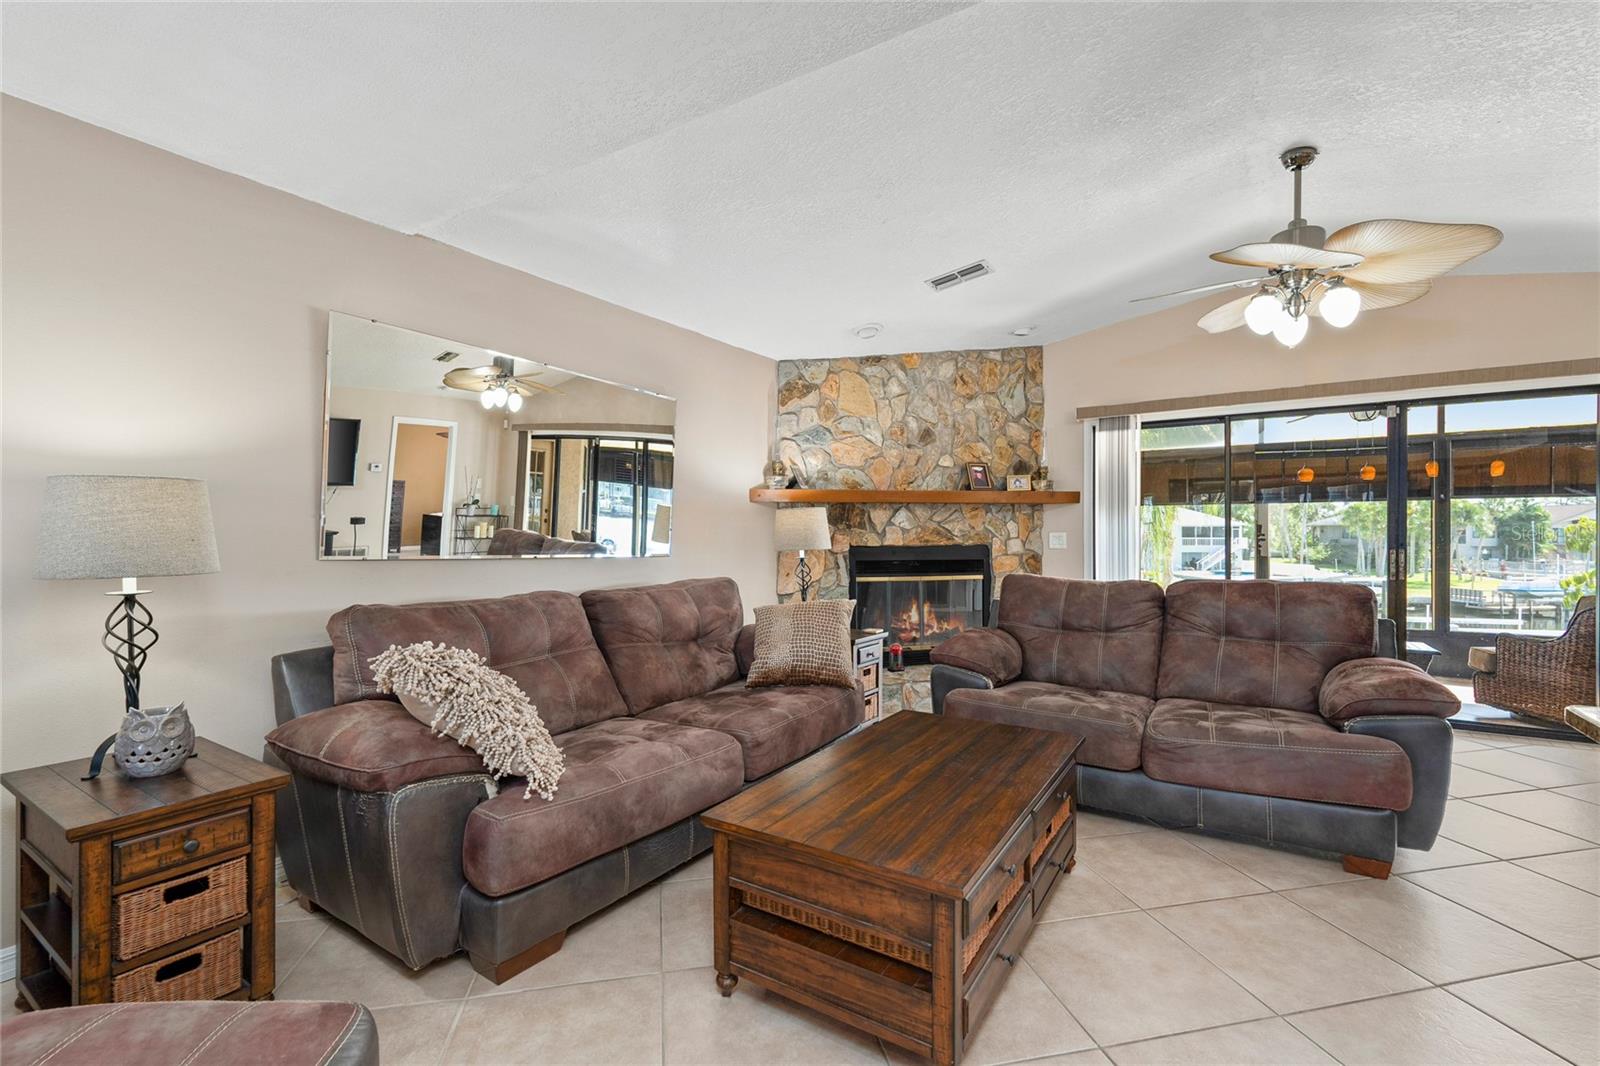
[
  {"left": 1040, "top": 272, "right": 1600, "bottom": 580},
  {"left": 0, "top": 97, "right": 778, "bottom": 947}
]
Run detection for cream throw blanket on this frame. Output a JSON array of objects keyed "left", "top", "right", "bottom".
[{"left": 368, "top": 641, "right": 565, "bottom": 800}]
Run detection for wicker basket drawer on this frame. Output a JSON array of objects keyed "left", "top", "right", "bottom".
[
  {"left": 114, "top": 856, "right": 248, "bottom": 960},
  {"left": 114, "top": 928, "right": 243, "bottom": 1003}
]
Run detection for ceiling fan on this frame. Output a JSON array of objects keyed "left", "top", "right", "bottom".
[
  {"left": 1134, "top": 147, "right": 1501, "bottom": 347},
  {"left": 442, "top": 355, "right": 560, "bottom": 413}
]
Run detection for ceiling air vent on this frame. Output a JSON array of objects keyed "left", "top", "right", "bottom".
[
  {"left": 434, "top": 350, "right": 462, "bottom": 363},
  {"left": 925, "top": 260, "right": 993, "bottom": 292}
]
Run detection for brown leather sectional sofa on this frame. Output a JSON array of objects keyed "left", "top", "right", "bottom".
[
  {"left": 932, "top": 575, "right": 1460, "bottom": 876},
  {"left": 264, "top": 577, "right": 862, "bottom": 983}
]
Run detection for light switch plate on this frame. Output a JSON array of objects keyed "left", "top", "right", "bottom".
[{"left": 1048, "top": 531, "right": 1068, "bottom": 550}]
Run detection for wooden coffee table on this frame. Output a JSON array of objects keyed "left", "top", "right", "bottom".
[{"left": 702, "top": 712, "right": 1081, "bottom": 1065}]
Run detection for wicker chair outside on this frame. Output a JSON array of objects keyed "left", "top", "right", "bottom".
[{"left": 1473, "top": 603, "right": 1596, "bottom": 721}]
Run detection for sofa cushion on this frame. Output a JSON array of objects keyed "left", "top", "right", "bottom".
[
  {"left": 639, "top": 680, "right": 864, "bottom": 779},
  {"left": 327, "top": 590, "right": 627, "bottom": 734},
  {"left": 462, "top": 718, "right": 743, "bottom": 897},
  {"left": 581, "top": 578, "right": 744, "bottom": 713},
  {"left": 996, "top": 574, "right": 1165, "bottom": 697},
  {"left": 266, "top": 700, "right": 488, "bottom": 791},
  {"left": 942, "top": 681, "right": 1152, "bottom": 771},
  {"left": 1142, "top": 698, "right": 1412, "bottom": 810},
  {"left": 1157, "top": 580, "right": 1376, "bottom": 713}
]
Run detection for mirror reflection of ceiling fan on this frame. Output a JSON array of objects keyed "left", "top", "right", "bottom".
[
  {"left": 1134, "top": 147, "right": 1501, "bottom": 347},
  {"left": 442, "top": 356, "right": 560, "bottom": 412}
]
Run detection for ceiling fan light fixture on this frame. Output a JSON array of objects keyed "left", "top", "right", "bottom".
[
  {"left": 1244, "top": 292, "right": 1282, "bottom": 335},
  {"left": 1320, "top": 280, "right": 1361, "bottom": 328},
  {"left": 479, "top": 390, "right": 496, "bottom": 410},
  {"left": 506, "top": 391, "right": 524, "bottom": 414},
  {"left": 1273, "top": 312, "right": 1309, "bottom": 348}
]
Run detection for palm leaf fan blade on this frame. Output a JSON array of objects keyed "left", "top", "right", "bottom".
[
  {"left": 1197, "top": 293, "right": 1253, "bottom": 333},
  {"left": 1310, "top": 279, "right": 1432, "bottom": 317},
  {"left": 1210, "top": 242, "right": 1363, "bottom": 271},
  {"left": 1325, "top": 220, "right": 1502, "bottom": 284}
]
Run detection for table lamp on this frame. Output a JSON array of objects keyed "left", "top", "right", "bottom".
[
  {"left": 774, "top": 506, "right": 830, "bottom": 601},
  {"left": 34, "top": 475, "right": 221, "bottom": 778}
]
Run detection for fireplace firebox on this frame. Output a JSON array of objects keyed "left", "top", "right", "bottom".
[{"left": 848, "top": 546, "right": 992, "bottom": 665}]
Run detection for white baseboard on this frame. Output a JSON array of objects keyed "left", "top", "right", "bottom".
[{"left": 1, "top": 944, "right": 16, "bottom": 983}]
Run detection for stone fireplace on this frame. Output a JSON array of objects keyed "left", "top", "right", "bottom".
[
  {"left": 849, "top": 545, "right": 992, "bottom": 665},
  {"left": 772, "top": 347, "right": 1044, "bottom": 709}
]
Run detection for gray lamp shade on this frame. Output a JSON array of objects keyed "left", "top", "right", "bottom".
[
  {"left": 773, "top": 506, "right": 830, "bottom": 552},
  {"left": 35, "top": 475, "right": 221, "bottom": 580}
]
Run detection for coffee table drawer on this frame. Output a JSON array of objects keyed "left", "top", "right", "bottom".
[
  {"left": 962, "top": 891, "right": 1033, "bottom": 1037},
  {"left": 964, "top": 818, "right": 1032, "bottom": 937},
  {"left": 1031, "top": 816, "right": 1076, "bottom": 912},
  {"left": 1031, "top": 763, "right": 1074, "bottom": 842}
]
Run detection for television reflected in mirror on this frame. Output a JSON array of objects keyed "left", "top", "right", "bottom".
[{"left": 321, "top": 312, "right": 675, "bottom": 560}]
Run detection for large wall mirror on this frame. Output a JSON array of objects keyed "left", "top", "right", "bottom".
[{"left": 321, "top": 312, "right": 675, "bottom": 560}]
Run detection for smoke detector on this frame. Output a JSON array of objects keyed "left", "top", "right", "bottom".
[
  {"left": 853, "top": 323, "right": 883, "bottom": 340},
  {"left": 1010, "top": 326, "right": 1037, "bottom": 337}
]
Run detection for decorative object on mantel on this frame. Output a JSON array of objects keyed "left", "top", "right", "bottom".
[
  {"left": 749, "top": 486, "right": 1079, "bottom": 505},
  {"left": 34, "top": 475, "right": 220, "bottom": 780},
  {"left": 1032, "top": 465, "right": 1052, "bottom": 491},
  {"left": 1132, "top": 146, "right": 1501, "bottom": 348},
  {"left": 1005, "top": 474, "right": 1031, "bottom": 492},
  {"left": 765, "top": 460, "right": 791, "bottom": 490},
  {"left": 964, "top": 463, "right": 993, "bottom": 490},
  {"left": 774, "top": 506, "right": 831, "bottom": 601}
]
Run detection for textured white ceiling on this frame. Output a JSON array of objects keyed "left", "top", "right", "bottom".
[{"left": 5, "top": 2, "right": 1596, "bottom": 358}]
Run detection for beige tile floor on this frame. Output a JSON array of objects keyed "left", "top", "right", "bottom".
[{"left": 4, "top": 728, "right": 1597, "bottom": 1065}]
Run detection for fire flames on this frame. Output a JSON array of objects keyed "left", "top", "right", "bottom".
[{"left": 890, "top": 597, "right": 970, "bottom": 646}]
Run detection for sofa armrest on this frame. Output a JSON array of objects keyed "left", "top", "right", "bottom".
[
  {"left": 273, "top": 764, "right": 494, "bottom": 969},
  {"left": 929, "top": 628, "right": 1023, "bottom": 686},
  {"left": 1344, "top": 716, "right": 1453, "bottom": 849},
  {"left": 931, "top": 665, "right": 994, "bottom": 715},
  {"left": 1319, "top": 658, "right": 1460, "bottom": 722},
  {"left": 735, "top": 623, "right": 757, "bottom": 678},
  {"left": 265, "top": 700, "right": 489, "bottom": 792}
]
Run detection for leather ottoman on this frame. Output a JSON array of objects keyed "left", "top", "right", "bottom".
[{"left": 1, "top": 1001, "right": 377, "bottom": 1065}]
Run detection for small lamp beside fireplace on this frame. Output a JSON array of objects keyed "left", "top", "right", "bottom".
[{"left": 774, "top": 507, "right": 830, "bottom": 601}]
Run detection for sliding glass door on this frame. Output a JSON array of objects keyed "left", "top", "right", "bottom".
[{"left": 1137, "top": 387, "right": 1596, "bottom": 674}]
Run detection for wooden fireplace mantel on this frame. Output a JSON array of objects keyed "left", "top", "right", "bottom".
[{"left": 748, "top": 486, "right": 1080, "bottom": 506}]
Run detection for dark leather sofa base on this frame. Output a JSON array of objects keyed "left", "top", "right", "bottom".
[
  {"left": 1079, "top": 765, "right": 1398, "bottom": 869},
  {"left": 460, "top": 814, "right": 709, "bottom": 982}
]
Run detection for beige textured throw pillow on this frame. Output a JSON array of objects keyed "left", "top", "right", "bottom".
[
  {"left": 368, "top": 641, "right": 565, "bottom": 800},
  {"left": 746, "top": 599, "right": 856, "bottom": 689}
]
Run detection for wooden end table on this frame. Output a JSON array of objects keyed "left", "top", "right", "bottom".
[
  {"left": 702, "top": 712, "right": 1081, "bottom": 1065},
  {"left": 3, "top": 738, "right": 289, "bottom": 1010}
]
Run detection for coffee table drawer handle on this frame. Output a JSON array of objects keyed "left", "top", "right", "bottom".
[
  {"left": 1045, "top": 858, "right": 1068, "bottom": 872},
  {"left": 1001, "top": 863, "right": 1017, "bottom": 877},
  {"left": 998, "top": 953, "right": 1018, "bottom": 966}
]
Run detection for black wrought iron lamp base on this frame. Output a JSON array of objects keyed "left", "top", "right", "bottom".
[{"left": 82, "top": 582, "right": 159, "bottom": 781}]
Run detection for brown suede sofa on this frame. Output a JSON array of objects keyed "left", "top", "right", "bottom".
[
  {"left": 931, "top": 575, "right": 1460, "bottom": 877},
  {"left": 264, "top": 577, "right": 862, "bottom": 982},
  {"left": 486, "top": 527, "right": 608, "bottom": 556}
]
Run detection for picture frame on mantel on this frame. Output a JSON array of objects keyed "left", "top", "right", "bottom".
[
  {"left": 1005, "top": 474, "right": 1031, "bottom": 491},
  {"left": 965, "top": 463, "right": 993, "bottom": 490}
]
